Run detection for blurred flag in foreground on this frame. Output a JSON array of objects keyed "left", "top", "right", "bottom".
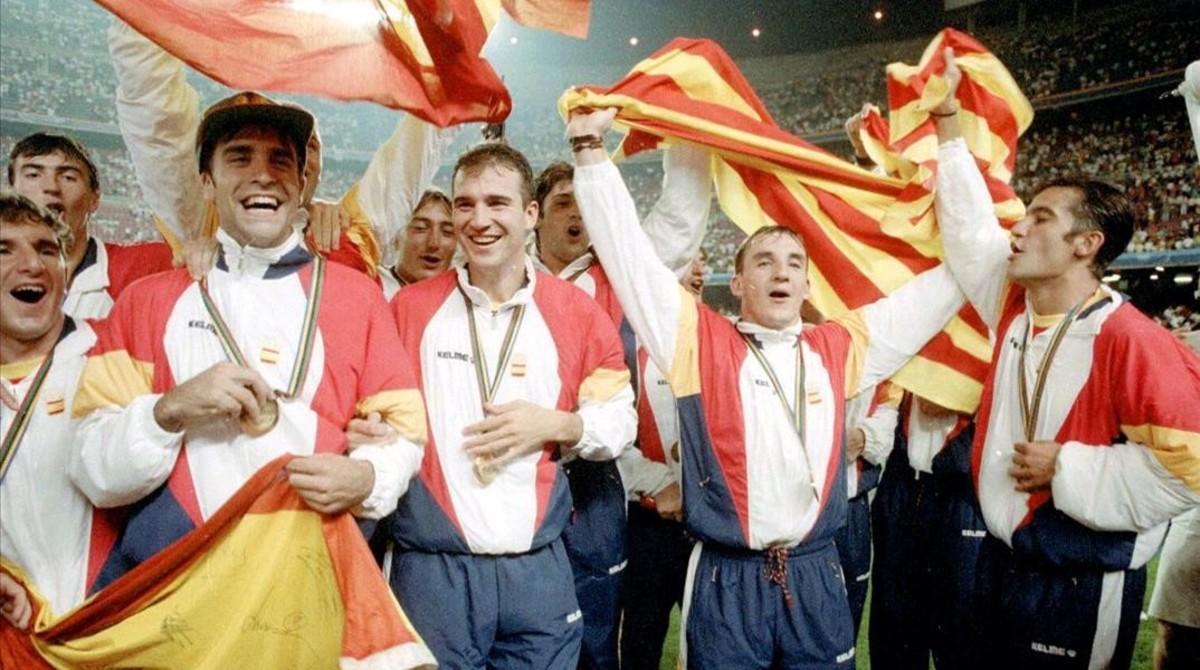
[
  {"left": 95, "top": 0, "right": 590, "bottom": 126},
  {"left": 1, "top": 456, "right": 434, "bottom": 669}
]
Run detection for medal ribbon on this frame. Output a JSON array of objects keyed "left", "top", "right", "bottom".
[
  {"left": 739, "top": 331, "right": 819, "bottom": 498},
  {"left": 0, "top": 353, "right": 55, "bottom": 484},
  {"left": 1017, "top": 299, "right": 1084, "bottom": 441},
  {"left": 460, "top": 287, "right": 526, "bottom": 407},
  {"left": 197, "top": 256, "right": 326, "bottom": 399}
]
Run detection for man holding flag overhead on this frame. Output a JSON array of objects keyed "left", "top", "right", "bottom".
[
  {"left": 932, "top": 50, "right": 1200, "bottom": 669},
  {"left": 69, "top": 93, "right": 428, "bottom": 602},
  {"left": 568, "top": 104, "right": 968, "bottom": 668}
]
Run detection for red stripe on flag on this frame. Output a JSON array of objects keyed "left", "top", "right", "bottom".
[
  {"left": 96, "top": 0, "right": 510, "bottom": 126},
  {"left": 732, "top": 165, "right": 886, "bottom": 308},
  {"left": 810, "top": 188, "right": 942, "bottom": 275}
]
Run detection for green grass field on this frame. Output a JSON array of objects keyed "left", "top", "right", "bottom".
[{"left": 655, "top": 559, "right": 1160, "bottom": 669}]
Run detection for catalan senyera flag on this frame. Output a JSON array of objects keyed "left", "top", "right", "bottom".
[
  {"left": 95, "top": 0, "right": 590, "bottom": 127},
  {"left": 0, "top": 456, "right": 434, "bottom": 670},
  {"left": 560, "top": 30, "right": 1033, "bottom": 413}
]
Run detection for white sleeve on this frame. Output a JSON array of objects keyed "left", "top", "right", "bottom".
[
  {"left": 566, "top": 383, "right": 637, "bottom": 462},
  {"left": 575, "top": 160, "right": 689, "bottom": 377},
  {"left": 69, "top": 394, "right": 184, "bottom": 508},
  {"left": 108, "top": 18, "right": 203, "bottom": 241},
  {"left": 348, "top": 437, "right": 423, "bottom": 519},
  {"left": 355, "top": 116, "right": 458, "bottom": 267},
  {"left": 1052, "top": 441, "right": 1200, "bottom": 533},
  {"left": 859, "top": 404, "right": 899, "bottom": 467},
  {"left": 1182, "top": 61, "right": 1200, "bottom": 161},
  {"left": 642, "top": 144, "right": 713, "bottom": 276},
  {"left": 852, "top": 263, "right": 966, "bottom": 394},
  {"left": 616, "top": 448, "right": 675, "bottom": 499},
  {"left": 934, "top": 138, "right": 1013, "bottom": 331}
]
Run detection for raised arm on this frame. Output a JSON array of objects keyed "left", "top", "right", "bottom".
[
  {"left": 570, "top": 109, "right": 697, "bottom": 383},
  {"left": 932, "top": 49, "right": 1013, "bottom": 331},
  {"left": 642, "top": 143, "right": 713, "bottom": 276},
  {"left": 108, "top": 18, "right": 203, "bottom": 243},
  {"left": 832, "top": 261, "right": 966, "bottom": 397},
  {"left": 352, "top": 115, "right": 458, "bottom": 266}
]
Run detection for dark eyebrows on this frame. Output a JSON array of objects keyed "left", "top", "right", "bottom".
[
  {"left": 220, "top": 144, "right": 252, "bottom": 160},
  {"left": 270, "top": 147, "right": 296, "bottom": 163}
]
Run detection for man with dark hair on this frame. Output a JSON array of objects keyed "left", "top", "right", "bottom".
[
  {"left": 933, "top": 50, "right": 1200, "bottom": 669},
  {"left": 382, "top": 141, "right": 636, "bottom": 669},
  {"left": 380, "top": 189, "right": 456, "bottom": 299},
  {"left": 528, "top": 151, "right": 711, "bottom": 669},
  {"left": 6, "top": 132, "right": 175, "bottom": 319},
  {"left": 570, "top": 107, "right": 968, "bottom": 669},
  {"left": 68, "top": 92, "right": 430, "bottom": 632},
  {"left": 108, "top": 19, "right": 454, "bottom": 280},
  {"left": 0, "top": 192, "right": 98, "bottom": 624}
]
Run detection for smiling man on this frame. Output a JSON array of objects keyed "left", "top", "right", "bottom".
[
  {"left": 932, "top": 51, "right": 1200, "bottom": 669},
  {"left": 569, "top": 107, "right": 969, "bottom": 669},
  {"left": 0, "top": 193, "right": 98, "bottom": 622},
  {"left": 382, "top": 142, "right": 636, "bottom": 669},
  {"left": 6, "top": 133, "right": 175, "bottom": 319},
  {"left": 380, "top": 189, "right": 456, "bottom": 299},
  {"left": 67, "top": 93, "right": 428, "bottom": 611}
]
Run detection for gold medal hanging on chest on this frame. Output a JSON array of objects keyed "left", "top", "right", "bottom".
[
  {"left": 461, "top": 287, "right": 526, "bottom": 485},
  {"left": 198, "top": 257, "right": 326, "bottom": 437}
]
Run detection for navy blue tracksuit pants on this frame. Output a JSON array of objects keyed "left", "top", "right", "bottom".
[
  {"left": 560, "top": 459, "right": 626, "bottom": 670},
  {"left": 389, "top": 540, "right": 582, "bottom": 670},
  {"left": 619, "top": 502, "right": 693, "bottom": 670},
  {"left": 833, "top": 490, "right": 872, "bottom": 638},
  {"left": 975, "top": 537, "right": 1147, "bottom": 670},
  {"left": 869, "top": 441, "right": 988, "bottom": 669},
  {"left": 683, "top": 540, "right": 857, "bottom": 669}
]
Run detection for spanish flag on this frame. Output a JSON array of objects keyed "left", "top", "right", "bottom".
[
  {"left": 560, "top": 30, "right": 1032, "bottom": 413},
  {"left": 94, "top": 0, "right": 591, "bottom": 126},
  {"left": 1, "top": 456, "right": 434, "bottom": 669}
]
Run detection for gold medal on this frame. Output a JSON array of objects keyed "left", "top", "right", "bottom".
[
  {"left": 198, "top": 257, "right": 325, "bottom": 441},
  {"left": 239, "top": 395, "right": 279, "bottom": 437},
  {"left": 473, "top": 455, "right": 499, "bottom": 485},
  {"left": 461, "top": 287, "right": 526, "bottom": 485}
]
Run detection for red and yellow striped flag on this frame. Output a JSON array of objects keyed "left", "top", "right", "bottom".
[
  {"left": 560, "top": 30, "right": 1032, "bottom": 413},
  {"left": 1, "top": 456, "right": 434, "bottom": 669},
  {"left": 96, "top": 0, "right": 591, "bottom": 126}
]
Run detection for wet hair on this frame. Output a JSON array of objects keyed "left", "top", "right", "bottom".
[
  {"left": 7, "top": 132, "right": 100, "bottom": 193},
  {"left": 452, "top": 142, "right": 535, "bottom": 205},
  {"left": 0, "top": 191, "right": 75, "bottom": 253},
  {"left": 533, "top": 162, "right": 574, "bottom": 213},
  {"left": 733, "top": 225, "right": 806, "bottom": 273},
  {"left": 1038, "top": 176, "right": 1134, "bottom": 278}
]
